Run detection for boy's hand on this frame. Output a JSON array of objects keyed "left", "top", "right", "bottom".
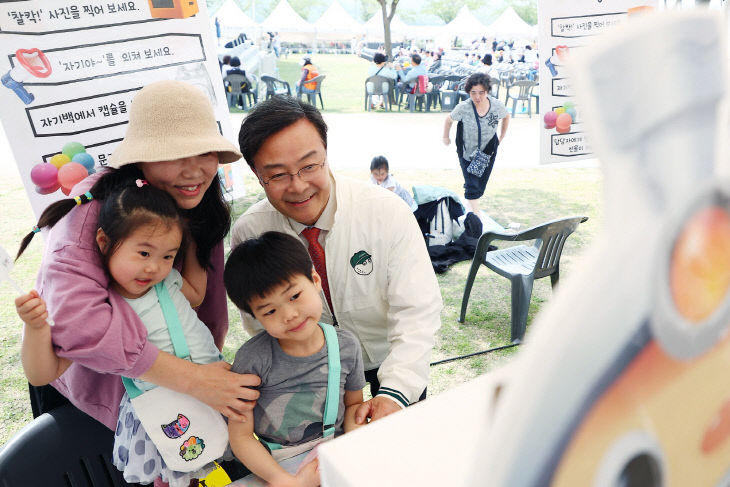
[{"left": 15, "top": 290, "right": 49, "bottom": 329}]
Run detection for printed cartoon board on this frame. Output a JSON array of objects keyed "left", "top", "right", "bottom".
[
  {"left": 0, "top": 0, "right": 241, "bottom": 219},
  {"left": 538, "top": 0, "right": 658, "bottom": 164}
]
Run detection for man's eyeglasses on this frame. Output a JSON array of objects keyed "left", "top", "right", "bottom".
[{"left": 259, "top": 161, "right": 326, "bottom": 187}]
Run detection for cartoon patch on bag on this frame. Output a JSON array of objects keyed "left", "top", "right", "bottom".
[
  {"left": 180, "top": 436, "right": 205, "bottom": 461},
  {"left": 161, "top": 413, "right": 190, "bottom": 439},
  {"left": 350, "top": 250, "right": 373, "bottom": 275}
]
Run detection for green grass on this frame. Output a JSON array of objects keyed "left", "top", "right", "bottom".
[{"left": 229, "top": 54, "right": 375, "bottom": 114}]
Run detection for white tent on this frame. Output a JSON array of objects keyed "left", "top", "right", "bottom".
[
  {"left": 314, "top": 1, "right": 364, "bottom": 41},
  {"left": 364, "top": 13, "right": 409, "bottom": 42},
  {"left": 261, "top": 0, "right": 315, "bottom": 42},
  {"left": 486, "top": 6, "right": 536, "bottom": 40},
  {"left": 210, "top": 0, "right": 257, "bottom": 41},
  {"left": 443, "top": 5, "right": 488, "bottom": 42}
]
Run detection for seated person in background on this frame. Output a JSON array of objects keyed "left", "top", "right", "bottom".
[
  {"left": 225, "top": 232, "right": 366, "bottom": 487},
  {"left": 296, "top": 57, "right": 319, "bottom": 97},
  {"left": 428, "top": 52, "right": 442, "bottom": 73},
  {"left": 367, "top": 52, "right": 397, "bottom": 109},
  {"left": 224, "top": 56, "right": 252, "bottom": 108},
  {"left": 369, "top": 156, "right": 416, "bottom": 211},
  {"left": 477, "top": 53, "right": 499, "bottom": 79},
  {"left": 395, "top": 53, "right": 427, "bottom": 96}
]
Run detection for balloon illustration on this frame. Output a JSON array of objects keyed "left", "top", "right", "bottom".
[{"left": 29, "top": 141, "right": 95, "bottom": 196}]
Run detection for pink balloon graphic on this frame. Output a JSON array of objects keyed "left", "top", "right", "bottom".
[
  {"left": 556, "top": 112, "right": 573, "bottom": 133},
  {"left": 30, "top": 163, "right": 59, "bottom": 192},
  {"left": 58, "top": 162, "right": 88, "bottom": 192},
  {"left": 544, "top": 111, "right": 558, "bottom": 129}
]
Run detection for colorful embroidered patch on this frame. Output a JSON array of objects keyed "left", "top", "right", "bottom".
[
  {"left": 161, "top": 413, "right": 190, "bottom": 439},
  {"left": 180, "top": 435, "right": 205, "bottom": 461}
]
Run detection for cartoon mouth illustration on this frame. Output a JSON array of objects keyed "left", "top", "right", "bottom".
[{"left": 2, "top": 47, "right": 52, "bottom": 105}]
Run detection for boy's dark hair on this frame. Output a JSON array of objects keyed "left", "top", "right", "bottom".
[
  {"left": 16, "top": 164, "right": 229, "bottom": 270},
  {"left": 411, "top": 54, "right": 421, "bottom": 65},
  {"left": 230, "top": 56, "right": 241, "bottom": 67},
  {"left": 224, "top": 232, "right": 313, "bottom": 315},
  {"left": 97, "top": 184, "right": 185, "bottom": 269},
  {"left": 238, "top": 95, "right": 327, "bottom": 170},
  {"left": 370, "top": 155, "right": 389, "bottom": 172},
  {"left": 465, "top": 72, "right": 492, "bottom": 94}
]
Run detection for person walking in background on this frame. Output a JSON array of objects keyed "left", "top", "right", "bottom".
[{"left": 442, "top": 72, "right": 510, "bottom": 216}]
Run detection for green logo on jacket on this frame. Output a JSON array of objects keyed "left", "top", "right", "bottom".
[{"left": 350, "top": 250, "right": 373, "bottom": 275}]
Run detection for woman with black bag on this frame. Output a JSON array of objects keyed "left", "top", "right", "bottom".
[{"left": 442, "top": 72, "right": 510, "bottom": 216}]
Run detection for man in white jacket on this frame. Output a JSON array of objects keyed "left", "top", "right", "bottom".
[{"left": 231, "top": 95, "right": 442, "bottom": 423}]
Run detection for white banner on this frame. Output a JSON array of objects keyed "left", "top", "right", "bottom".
[
  {"left": 538, "top": 1, "right": 659, "bottom": 164},
  {"left": 0, "top": 0, "right": 240, "bottom": 219}
]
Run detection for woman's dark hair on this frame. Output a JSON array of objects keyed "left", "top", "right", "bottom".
[
  {"left": 481, "top": 54, "right": 493, "bottom": 66},
  {"left": 222, "top": 55, "right": 231, "bottom": 65},
  {"left": 239, "top": 95, "right": 327, "bottom": 170},
  {"left": 224, "top": 231, "right": 313, "bottom": 315},
  {"left": 230, "top": 56, "right": 241, "bottom": 67},
  {"left": 17, "top": 164, "right": 230, "bottom": 269},
  {"left": 96, "top": 184, "right": 185, "bottom": 270},
  {"left": 465, "top": 72, "right": 492, "bottom": 94},
  {"left": 373, "top": 52, "right": 387, "bottom": 64},
  {"left": 370, "top": 155, "right": 389, "bottom": 172}
]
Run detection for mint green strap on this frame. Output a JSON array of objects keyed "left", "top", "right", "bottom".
[
  {"left": 261, "top": 323, "right": 340, "bottom": 451},
  {"left": 122, "top": 281, "right": 190, "bottom": 399},
  {"left": 321, "top": 322, "right": 340, "bottom": 438}
]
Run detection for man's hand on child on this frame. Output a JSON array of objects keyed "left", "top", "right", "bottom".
[
  {"left": 354, "top": 396, "right": 402, "bottom": 424},
  {"left": 15, "top": 290, "right": 49, "bottom": 329}
]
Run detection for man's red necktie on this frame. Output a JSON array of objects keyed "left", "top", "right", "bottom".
[{"left": 301, "top": 227, "right": 333, "bottom": 312}]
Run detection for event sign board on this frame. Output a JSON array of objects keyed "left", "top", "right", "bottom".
[
  {"left": 0, "top": 0, "right": 240, "bottom": 219},
  {"left": 538, "top": 1, "right": 658, "bottom": 164}
]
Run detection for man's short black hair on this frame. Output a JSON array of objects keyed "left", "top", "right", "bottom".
[
  {"left": 224, "top": 232, "right": 314, "bottom": 316},
  {"left": 238, "top": 95, "right": 328, "bottom": 170},
  {"left": 411, "top": 54, "right": 421, "bottom": 65},
  {"left": 373, "top": 52, "right": 387, "bottom": 64}
]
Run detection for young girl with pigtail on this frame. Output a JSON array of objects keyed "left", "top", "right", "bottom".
[
  {"left": 16, "top": 180, "right": 232, "bottom": 486},
  {"left": 12, "top": 80, "right": 259, "bottom": 487}
]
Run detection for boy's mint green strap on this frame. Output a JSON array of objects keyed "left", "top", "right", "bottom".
[
  {"left": 321, "top": 322, "right": 339, "bottom": 438},
  {"left": 122, "top": 281, "right": 190, "bottom": 400},
  {"left": 260, "top": 323, "right": 340, "bottom": 451}
]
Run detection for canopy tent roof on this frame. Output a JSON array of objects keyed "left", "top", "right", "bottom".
[
  {"left": 314, "top": 1, "right": 364, "bottom": 39},
  {"left": 443, "top": 5, "right": 488, "bottom": 39},
  {"left": 210, "top": 0, "right": 257, "bottom": 40},
  {"left": 261, "top": 0, "right": 314, "bottom": 33},
  {"left": 486, "top": 6, "right": 536, "bottom": 40},
  {"left": 364, "top": 13, "right": 409, "bottom": 41}
]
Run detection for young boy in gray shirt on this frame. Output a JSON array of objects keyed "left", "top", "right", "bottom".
[{"left": 224, "top": 232, "right": 366, "bottom": 487}]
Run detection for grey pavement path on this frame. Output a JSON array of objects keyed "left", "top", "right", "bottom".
[{"left": 1, "top": 111, "right": 598, "bottom": 187}]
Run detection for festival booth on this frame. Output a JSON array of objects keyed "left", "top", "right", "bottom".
[
  {"left": 261, "top": 0, "right": 315, "bottom": 45},
  {"left": 438, "top": 5, "right": 489, "bottom": 47},
  {"left": 486, "top": 6, "right": 537, "bottom": 41},
  {"left": 210, "top": 0, "right": 259, "bottom": 45},
  {"left": 313, "top": 1, "right": 364, "bottom": 44},
  {"left": 318, "top": 9, "right": 730, "bottom": 486},
  {"left": 363, "top": 13, "right": 409, "bottom": 43}
]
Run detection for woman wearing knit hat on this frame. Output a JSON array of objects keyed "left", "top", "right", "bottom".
[{"left": 24, "top": 80, "right": 260, "bottom": 482}]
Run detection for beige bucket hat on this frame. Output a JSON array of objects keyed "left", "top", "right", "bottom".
[{"left": 107, "top": 80, "right": 242, "bottom": 168}]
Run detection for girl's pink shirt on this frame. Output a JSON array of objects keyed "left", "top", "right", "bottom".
[{"left": 36, "top": 172, "right": 229, "bottom": 430}]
